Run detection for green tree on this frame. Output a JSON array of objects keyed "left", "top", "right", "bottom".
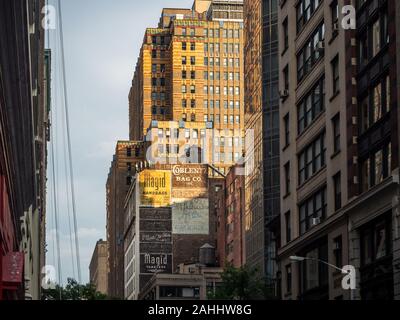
[
  {"left": 208, "top": 264, "right": 276, "bottom": 300},
  {"left": 42, "top": 278, "right": 108, "bottom": 300}
]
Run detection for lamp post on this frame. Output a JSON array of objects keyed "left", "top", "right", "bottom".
[{"left": 289, "top": 256, "right": 354, "bottom": 300}]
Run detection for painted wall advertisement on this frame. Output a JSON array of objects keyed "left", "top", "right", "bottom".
[
  {"left": 139, "top": 208, "right": 172, "bottom": 274},
  {"left": 172, "top": 198, "right": 209, "bottom": 235},
  {"left": 139, "top": 170, "right": 171, "bottom": 207}
]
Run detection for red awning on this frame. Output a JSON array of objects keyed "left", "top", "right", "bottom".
[{"left": 2, "top": 252, "right": 24, "bottom": 284}]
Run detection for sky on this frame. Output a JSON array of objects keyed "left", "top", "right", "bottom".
[{"left": 46, "top": 0, "right": 193, "bottom": 285}]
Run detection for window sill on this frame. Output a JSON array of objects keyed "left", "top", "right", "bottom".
[
  {"left": 283, "top": 192, "right": 291, "bottom": 200},
  {"left": 329, "top": 90, "right": 340, "bottom": 103},
  {"left": 331, "top": 150, "right": 341, "bottom": 160},
  {"left": 328, "top": 31, "right": 338, "bottom": 45}
]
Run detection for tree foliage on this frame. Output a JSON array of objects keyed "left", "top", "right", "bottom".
[
  {"left": 208, "top": 264, "right": 277, "bottom": 300},
  {"left": 42, "top": 278, "right": 108, "bottom": 300}
]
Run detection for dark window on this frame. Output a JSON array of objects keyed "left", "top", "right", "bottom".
[
  {"left": 331, "top": 55, "right": 339, "bottom": 95},
  {"left": 300, "top": 242, "right": 328, "bottom": 293},
  {"left": 361, "top": 216, "right": 392, "bottom": 267},
  {"left": 182, "top": 99, "right": 187, "bottom": 108},
  {"left": 359, "top": 75, "right": 391, "bottom": 134},
  {"left": 283, "top": 17, "right": 289, "bottom": 51},
  {"left": 182, "top": 70, "right": 187, "bottom": 79},
  {"left": 333, "top": 236, "right": 343, "bottom": 268},
  {"left": 127, "top": 147, "right": 132, "bottom": 157},
  {"left": 160, "top": 64, "right": 166, "bottom": 72},
  {"left": 299, "top": 187, "right": 327, "bottom": 235},
  {"left": 331, "top": 0, "right": 339, "bottom": 34},
  {"left": 191, "top": 71, "right": 196, "bottom": 80},
  {"left": 182, "top": 42, "right": 187, "bottom": 50},
  {"left": 190, "top": 42, "right": 196, "bottom": 51},
  {"left": 284, "top": 113, "right": 290, "bottom": 147},
  {"left": 286, "top": 264, "right": 292, "bottom": 294},
  {"left": 284, "top": 162, "right": 291, "bottom": 196},
  {"left": 285, "top": 211, "right": 291, "bottom": 243},
  {"left": 297, "top": 23, "right": 325, "bottom": 82},
  {"left": 152, "top": 50, "right": 157, "bottom": 58},
  {"left": 298, "top": 132, "right": 326, "bottom": 185},
  {"left": 333, "top": 172, "right": 342, "bottom": 211},
  {"left": 283, "top": 64, "right": 289, "bottom": 91},
  {"left": 127, "top": 162, "right": 132, "bottom": 172},
  {"left": 182, "top": 56, "right": 187, "bottom": 65},
  {"left": 360, "top": 142, "right": 392, "bottom": 193},
  {"left": 191, "top": 99, "right": 196, "bottom": 108},
  {"left": 297, "top": 76, "right": 325, "bottom": 134},
  {"left": 190, "top": 56, "right": 196, "bottom": 65},
  {"left": 333, "top": 113, "right": 340, "bottom": 153}
]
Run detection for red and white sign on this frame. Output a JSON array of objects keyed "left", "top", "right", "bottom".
[{"left": 2, "top": 252, "right": 24, "bottom": 284}]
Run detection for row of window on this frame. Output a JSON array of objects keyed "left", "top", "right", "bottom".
[
  {"left": 203, "top": 28, "right": 240, "bottom": 39},
  {"left": 204, "top": 43, "right": 240, "bottom": 54},
  {"left": 204, "top": 71, "right": 240, "bottom": 81},
  {"left": 204, "top": 57, "right": 240, "bottom": 67},
  {"left": 181, "top": 42, "right": 196, "bottom": 51},
  {"left": 204, "top": 114, "right": 241, "bottom": 124},
  {"left": 203, "top": 86, "right": 240, "bottom": 95},
  {"left": 296, "top": 0, "right": 322, "bottom": 34},
  {"left": 297, "top": 23, "right": 325, "bottom": 82},
  {"left": 204, "top": 100, "right": 241, "bottom": 109}
]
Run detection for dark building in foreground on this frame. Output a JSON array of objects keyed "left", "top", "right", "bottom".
[
  {"left": 244, "top": 0, "right": 280, "bottom": 296},
  {"left": 0, "top": 0, "right": 49, "bottom": 300},
  {"left": 278, "top": 0, "right": 400, "bottom": 300}
]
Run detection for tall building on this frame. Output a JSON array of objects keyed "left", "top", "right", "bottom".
[
  {"left": 89, "top": 239, "right": 108, "bottom": 295},
  {"left": 278, "top": 0, "right": 400, "bottom": 300},
  {"left": 106, "top": 141, "right": 146, "bottom": 298},
  {"left": 216, "top": 164, "right": 246, "bottom": 268},
  {"left": 243, "top": 0, "right": 280, "bottom": 296},
  {"left": 129, "top": 0, "right": 245, "bottom": 175},
  {"left": 0, "top": 0, "right": 49, "bottom": 300}
]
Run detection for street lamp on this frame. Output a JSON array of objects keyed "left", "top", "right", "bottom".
[
  {"left": 289, "top": 256, "right": 354, "bottom": 300},
  {"left": 289, "top": 256, "right": 349, "bottom": 274}
]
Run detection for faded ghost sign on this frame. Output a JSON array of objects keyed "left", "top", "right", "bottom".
[{"left": 172, "top": 198, "right": 209, "bottom": 235}]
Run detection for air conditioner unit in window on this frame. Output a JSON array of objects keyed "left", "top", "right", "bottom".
[
  {"left": 312, "top": 217, "right": 321, "bottom": 226},
  {"left": 279, "top": 89, "right": 289, "bottom": 99}
]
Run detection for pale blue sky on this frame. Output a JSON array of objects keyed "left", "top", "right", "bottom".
[{"left": 46, "top": 0, "right": 193, "bottom": 285}]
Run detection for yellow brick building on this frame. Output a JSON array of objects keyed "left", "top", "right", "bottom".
[{"left": 129, "top": 1, "right": 244, "bottom": 174}]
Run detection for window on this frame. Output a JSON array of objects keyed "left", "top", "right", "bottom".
[
  {"left": 300, "top": 242, "right": 328, "bottom": 293},
  {"left": 182, "top": 99, "right": 187, "bottom": 108},
  {"left": 299, "top": 187, "right": 327, "bottom": 235},
  {"left": 191, "top": 99, "right": 196, "bottom": 108},
  {"left": 152, "top": 50, "right": 157, "bottom": 58},
  {"left": 182, "top": 85, "right": 187, "bottom": 93},
  {"left": 190, "top": 28, "right": 195, "bottom": 37},
  {"left": 297, "top": 23, "right": 325, "bottom": 82},
  {"left": 298, "top": 76, "right": 325, "bottom": 134},
  {"left": 182, "top": 70, "right": 187, "bottom": 79},
  {"left": 160, "top": 64, "right": 166, "bottom": 72},
  {"left": 284, "top": 162, "right": 291, "bottom": 196},
  {"left": 283, "top": 65, "right": 289, "bottom": 91},
  {"left": 333, "top": 236, "right": 343, "bottom": 268},
  {"left": 296, "top": 0, "right": 323, "bottom": 33},
  {"left": 331, "top": 0, "right": 339, "bottom": 34},
  {"left": 190, "top": 56, "right": 196, "bottom": 65},
  {"left": 152, "top": 64, "right": 157, "bottom": 73},
  {"left": 127, "top": 147, "right": 132, "bottom": 157},
  {"left": 286, "top": 264, "right": 292, "bottom": 294},
  {"left": 191, "top": 71, "right": 196, "bottom": 80},
  {"left": 332, "top": 114, "right": 340, "bottom": 153},
  {"left": 203, "top": 71, "right": 208, "bottom": 80},
  {"left": 204, "top": 43, "right": 208, "bottom": 53},
  {"left": 284, "top": 113, "right": 290, "bottom": 147},
  {"left": 359, "top": 75, "right": 391, "bottom": 134},
  {"left": 360, "top": 142, "right": 392, "bottom": 193},
  {"left": 298, "top": 132, "right": 326, "bottom": 185},
  {"left": 182, "top": 56, "right": 187, "bottom": 65},
  {"left": 331, "top": 55, "right": 339, "bottom": 95},
  {"left": 361, "top": 216, "right": 392, "bottom": 267},
  {"left": 190, "top": 42, "right": 196, "bottom": 51},
  {"left": 190, "top": 85, "right": 196, "bottom": 94},
  {"left": 285, "top": 212, "right": 291, "bottom": 243},
  {"left": 182, "top": 42, "right": 187, "bottom": 50},
  {"left": 283, "top": 17, "right": 289, "bottom": 51},
  {"left": 333, "top": 172, "right": 341, "bottom": 211},
  {"left": 204, "top": 57, "right": 208, "bottom": 66}
]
